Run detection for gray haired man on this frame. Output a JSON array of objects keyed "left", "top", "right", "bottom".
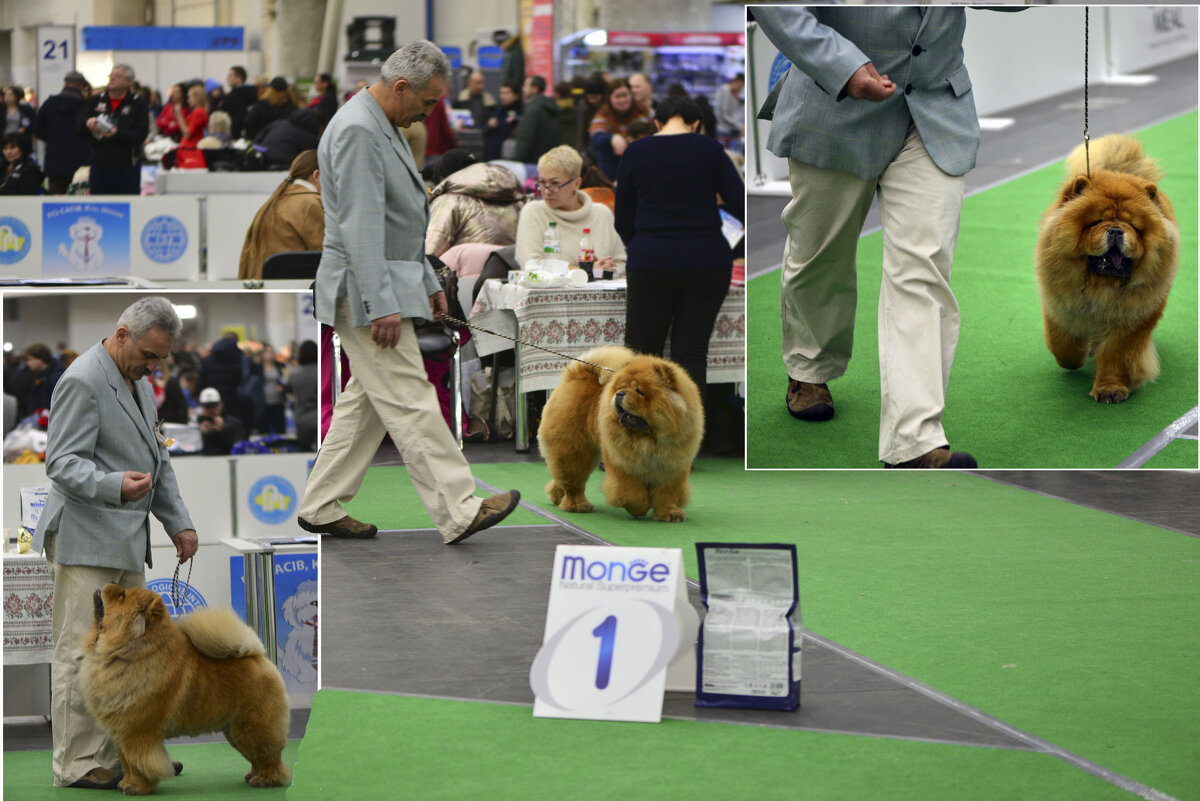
[
  {"left": 79, "top": 63, "right": 149, "bottom": 195},
  {"left": 297, "top": 41, "right": 520, "bottom": 543},
  {"left": 34, "top": 296, "right": 198, "bottom": 789}
]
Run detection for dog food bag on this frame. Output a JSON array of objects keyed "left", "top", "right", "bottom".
[
  {"left": 20, "top": 484, "right": 49, "bottom": 535},
  {"left": 694, "top": 543, "right": 801, "bottom": 711}
]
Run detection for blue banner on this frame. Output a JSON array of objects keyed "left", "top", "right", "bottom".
[{"left": 82, "top": 26, "right": 243, "bottom": 51}]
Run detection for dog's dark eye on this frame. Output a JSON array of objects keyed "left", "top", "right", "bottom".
[
  {"left": 635, "top": 388, "right": 645, "bottom": 396},
  {"left": 1083, "top": 220, "right": 1105, "bottom": 230}
]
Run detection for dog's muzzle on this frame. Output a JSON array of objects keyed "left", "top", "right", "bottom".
[
  {"left": 613, "top": 391, "right": 651, "bottom": 432},
  {"left": 1087, "top": 228, "right": 1134, "bottom": 278}
]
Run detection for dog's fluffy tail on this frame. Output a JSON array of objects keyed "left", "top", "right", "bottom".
[
  {"left": 177, "top": 607, "right": 266, "bottom": 659},
  {"left": 1066, "top": 134, "right": 1162, "bottom": 182}
]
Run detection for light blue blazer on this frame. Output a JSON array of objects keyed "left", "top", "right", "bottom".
[
  {"left": 36, "top": 341, "right": 194, "bottom": 572},
  {"left": 314, "top": 88, "right": 442, "bottom": 328},
  {"left": 755, "top": 7, "right": 980, "bottom": 180}
]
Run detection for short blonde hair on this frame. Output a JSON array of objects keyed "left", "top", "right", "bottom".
[
  {"left": 537, "top": 145, "right": 583, "bottom": 180},
  {"left": 207, "top": 110, "right": 232, "bottom": 136}
]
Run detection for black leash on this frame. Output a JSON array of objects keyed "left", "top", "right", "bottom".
[
  {"left": 442, "top": 313, "right": 616, "bottom": 373},
  {"left": 1084, "top": 7, "right": 1091, "bottom": 177}
]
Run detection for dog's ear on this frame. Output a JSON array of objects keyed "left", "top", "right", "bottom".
[
  {"left": 136, "top": 593, "right": 168, "bottom": 634},
  {"left": 653, "top": 363, "right": 676, "bottom": 389},
  {"left": 1142, "top": 180, "right": 1161, "bottom": 206},
  {"left": 1061, "top": 175, "right": 1090, "bottom": 204}
]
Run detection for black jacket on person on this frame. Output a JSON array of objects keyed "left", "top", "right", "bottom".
[
  {"left": 198, "top": 337, "right": 248, "bottom": 422},
  {"left": 33, "top": 87, "right": 91, "bottom": 180},
  {"left": 312, "top": 88, "right": 338, "bottom": 125},
  {"left": 159, "top": 376, "right": 192, "bottom": 424},
  {"left": 76, "top": 90, "right": 149, "bottom": 170},
  {"left": 218, "top": 84, "right": 259, "bottom": 139},
  {"left": 200, "top": 412, "right": 247, "bottom": 456},
  {"left": 514, "top": 94, "right": 559, "bottom": 164},
  {"left": 0, "top": 155, "right": 43, "bottom": 195},
  {"left": 253, "top": 108, "right": 320, "bottom": 168},
  {"left": 243, "top": 99, "right": 296, "bottom": 141}
]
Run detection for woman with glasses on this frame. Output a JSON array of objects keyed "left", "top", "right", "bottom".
[
  {"left": 514, "top": 145, "right": 625, "bottom": 275},
  {"left": 614, "top": 95, "right": 744, "bottom": 404}
]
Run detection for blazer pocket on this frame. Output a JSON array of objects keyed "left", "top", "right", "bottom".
[{"left": 945, "top": 65, "right": 972, "bottom": 98}]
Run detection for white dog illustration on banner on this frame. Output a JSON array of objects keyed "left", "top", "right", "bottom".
[
  {"left": 57, "top": 216, "right": 105, "bottom": 271},
  {"left": 279, "top": 579, "right": 317, "bottom": 685}
]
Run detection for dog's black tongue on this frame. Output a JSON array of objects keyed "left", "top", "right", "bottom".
[{"left": 93, "top": 589, "right": 104, "bottom": 622}]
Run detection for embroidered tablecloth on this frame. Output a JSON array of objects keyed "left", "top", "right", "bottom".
[
  {"left": 470, "top": 280, "right": 746, "bottom": 393},
  {"left": 3, "top": 554, "right": 54, "bottom": 665}
]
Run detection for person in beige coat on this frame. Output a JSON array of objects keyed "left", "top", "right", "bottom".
[{"left": 238, "top": 149, "right": 324, "bottom": 279}]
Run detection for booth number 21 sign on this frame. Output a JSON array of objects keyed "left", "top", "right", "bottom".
[{"left": 530, "top": 545, "right": 694, "bottom": 723}]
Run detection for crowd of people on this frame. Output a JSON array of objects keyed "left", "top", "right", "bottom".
[
  {"left": 3, "top": 332, "right": 319, "bottom": 457},
  {"left": 0, "top": 57, "right": 746, "bottom": 198}
]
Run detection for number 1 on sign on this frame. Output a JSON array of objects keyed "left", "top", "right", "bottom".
[{"left": 592, "top": 615, "right": 617, "bottom": 689}]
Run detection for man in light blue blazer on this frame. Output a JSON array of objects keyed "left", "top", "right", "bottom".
[
  {"left": 297, "top": 40, "right": 519, "bottom": 543},
  {"left": 35, "top": 296, "right": 198, "bottom": 789},
  {"left": 755, "top": 7, "right": 979, "bottom": 469}
]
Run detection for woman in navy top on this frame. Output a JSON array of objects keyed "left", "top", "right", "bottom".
[{"left": 614, "top": 95, "right": 744, "bottom": 401}]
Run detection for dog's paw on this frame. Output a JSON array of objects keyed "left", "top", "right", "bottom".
[
  {"left": 1091, "top": 385, "right": 1129, "bottom": 404},
  {"left": 654, "top": 508, "right": 687, "bottom": 522},
  {"left": 559, "top": 499, "right": 594, "bottom": 513}
]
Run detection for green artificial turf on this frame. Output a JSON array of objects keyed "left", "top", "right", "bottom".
[
  {"left": 291, "top": 690, "right": 1138, "bottom": 801},
  {"left": 746, "top": 111, "right": 1199, "bottom": 468},
  {"left": 2, "top": 740, "right": 300, "bottom": 800},
  {"left": 335, "top": 459, "right": 1200, "bottom": 799}
]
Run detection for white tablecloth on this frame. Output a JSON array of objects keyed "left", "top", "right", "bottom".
[{"left": 3, "top": 553, "right": 54, "bottom": 665}]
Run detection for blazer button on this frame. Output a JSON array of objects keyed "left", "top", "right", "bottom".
[
  {"left": 912, "top": 45, "right": 923, "bottom": 56},
  {"left": 904, "top": 84, "right": 913, "bottom": 95}
]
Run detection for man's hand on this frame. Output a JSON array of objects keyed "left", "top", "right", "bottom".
[
  {"left": 121, "top": 471, "right": 152, "bottom": 502},
  {"left": 845, "top": 62, "right": 896, "bottom": 102},
  {"left": 429, "top": 290, "right": 448, "bottom": 321},
  {"left": 172, "top": 529, "right": 199, "bottom": 562},
  {"left": 371, "top": 314, "right": 403, "bottom": 349},
  {"left": 595, "top": 257, "right": 617, "bottom": 275}
]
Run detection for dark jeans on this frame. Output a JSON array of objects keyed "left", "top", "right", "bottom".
[
  {"left": 624, "top": 267, "right": 732, "bottom": 397},
  {"left": 88, "top": 165, "right": 140, "bottom": 195}
]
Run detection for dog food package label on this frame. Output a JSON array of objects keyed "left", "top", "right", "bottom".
[
  {"left": 19, "top": 484, "right": 49, "bottom": 535},
  {"left": 694, "top": 543, "right": 801, "bottom": 711}
]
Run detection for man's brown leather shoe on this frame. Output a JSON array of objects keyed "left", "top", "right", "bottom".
[
  {"left": 786, "top": 379, "right": 834, "bottom": 421},
  {"left": 68, "top": 767, "right": 122, "bottom": 790},
  {"left": 297, "top": 514, "right": 378, "bottom": 538},
  {"left": 885, "top": 446, "right": 977, "bottom": 469},
  {"left": 447, "top": 490, "right": 520, "bottom": 544}
]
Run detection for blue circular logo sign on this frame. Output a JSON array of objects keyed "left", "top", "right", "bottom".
[
  {"left": 146, "top": 579, "right": 207, "bottom": 618},
  {"left": 248, "top": 475, "right": 297, "bottom": 525},
  {"left": 141, "top": 215, "right": 188, "bottom": 263},
  {"left": 0, "top": 216, "right": 32, "bottom": 265}
]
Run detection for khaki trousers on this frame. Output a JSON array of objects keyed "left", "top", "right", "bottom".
[
  {"left": 780, "top": 126, "right": 964, "bottom": 464},
  {"left": 44, "top": 532, "right": 144, "bottom": 786},
  {"left": 298, "top": 297, "right": 483, "bottom": 541}
]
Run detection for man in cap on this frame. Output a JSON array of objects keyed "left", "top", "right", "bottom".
[
  {"left": 197, "top": 387, "right": 246, "bottom": 455},
  {"left": 33, "top": 71, "right": 92, "bottom": 194}
]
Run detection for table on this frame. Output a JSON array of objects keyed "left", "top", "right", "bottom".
[
  {"left": 470, "top": 279, "right": 746, "bottom": 451},
  {"left": 3, "top": 553, "right": 54, "bottom": 665}
]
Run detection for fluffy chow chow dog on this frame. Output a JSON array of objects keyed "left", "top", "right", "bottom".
[
  {"left": 539, "top": 346, "right": 703, "bottom": 522},
  {"left": 82, "top": 584, "right": 292, "bottom": 795},
  {"left": 1034, "top": 133, "right": 1180, "bottom": 403}
]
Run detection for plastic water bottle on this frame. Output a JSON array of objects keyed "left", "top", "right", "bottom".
[
  {"left": 542, "top": 221, "right": 562, "bottom": 260},
  {"left": 578, "top": 228, "right": 596, "bottom": 281}
]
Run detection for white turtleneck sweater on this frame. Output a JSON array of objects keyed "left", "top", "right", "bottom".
[{"left": 514, "top": 190, "right": 627, "bottom": 274}]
